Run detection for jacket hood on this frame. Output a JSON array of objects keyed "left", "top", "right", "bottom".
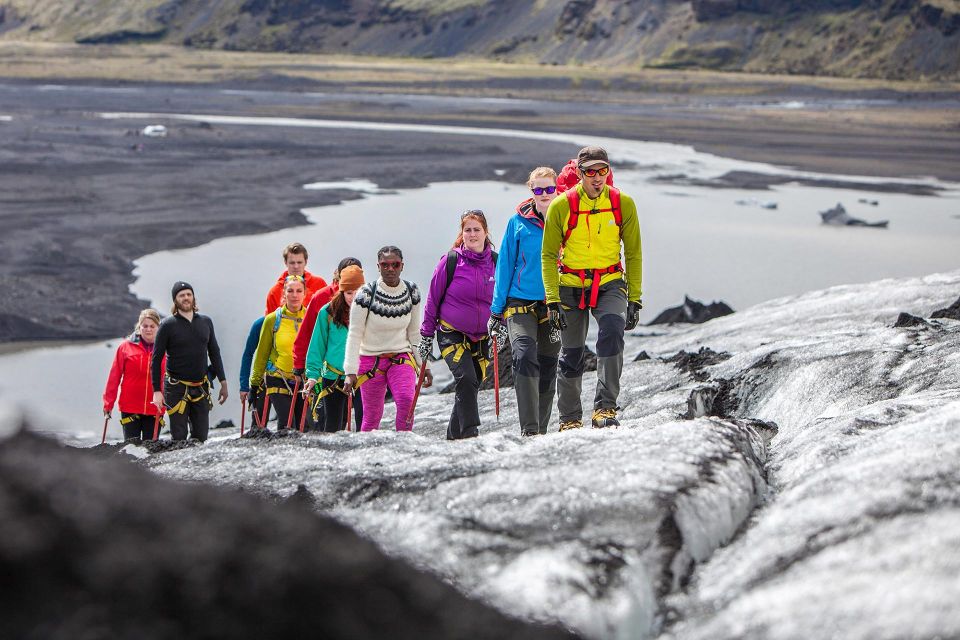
[
  {"left": 456, "top": 244, "right": 493, "bottom": 263},
  {"left": 516, "top": 198, "right": 545, "bottom": 229}
]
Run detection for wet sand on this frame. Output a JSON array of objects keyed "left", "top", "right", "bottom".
[{"left": 1, "top": 62, "right": 958, "bottom": 343}]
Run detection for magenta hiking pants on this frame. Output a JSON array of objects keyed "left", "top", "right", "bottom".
[{"left": 358, "top": 354, "right": 417, "bottom": 431}]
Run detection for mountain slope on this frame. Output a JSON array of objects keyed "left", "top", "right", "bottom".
[{"left": 1, "top": 0, "right": 958, "bottom": 80}]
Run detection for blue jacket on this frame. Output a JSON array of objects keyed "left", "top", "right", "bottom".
[
  {"left": 491, "top": 198, "right": 547, "bottom": 314},
  {"left": 239, "top": 316, "right": 265, "bottom": 393}
]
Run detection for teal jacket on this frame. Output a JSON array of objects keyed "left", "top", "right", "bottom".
[{"left": 305, "top": 304, "right": 349, "bottom": 381}]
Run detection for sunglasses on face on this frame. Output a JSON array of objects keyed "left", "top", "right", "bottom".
[
  {"left": 531, "top": 186, "right": 557, "bottom": 196},
  {"left": 580, "top": 165, "right": 610, "bottom": 178},
  {"left": 378, "top": 260, "right": 402, "bottom": 269}
]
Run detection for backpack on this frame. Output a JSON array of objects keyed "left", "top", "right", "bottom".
[
  {"left": 437, "top": 249, "right": 498, "bottom": 311},
  {"left": 561, "top": 187, "right": 622, "bottom": 247},
  {"left": 271, "top": 307, "right": 302, "bottom": 334}
]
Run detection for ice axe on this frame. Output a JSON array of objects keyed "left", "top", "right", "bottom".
[
  {"left": 287, "top": 377, "right": 301, "bottom": 428},
  {"left": 240, "top": 396, "right": 246, "bottom": 437},
  {"left": 298, "top": 389, "right": 310, "bottom": 433},
  {"left": 406, "top": 359, "right": 430, "bottom": 429},
  {"left": 152, "top": 413, "right": 161, "bottom": 441},
  {"left": 492, "top": 336, "right": 501, "bottom": 422},
  {"left": 257, "top": 393, "right": 271, "bottom": 429},
  {"left": 101, "top": 414, "right": 110, "bottom": 445},
  {"left": 345, "top": 390, "right": 353, "bottom": 432}
]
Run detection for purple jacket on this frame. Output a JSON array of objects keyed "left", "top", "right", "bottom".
[{"left": 420, "top": 245, "right": 496, "bottom": 341}]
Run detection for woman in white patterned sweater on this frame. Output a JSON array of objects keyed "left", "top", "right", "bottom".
[{"left": 343, "top": 246, "right": 433, "bottom": 431}]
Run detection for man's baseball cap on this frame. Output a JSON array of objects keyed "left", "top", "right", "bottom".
[{"left": 577, "top": 146, "right": 609, "bottom": 168}]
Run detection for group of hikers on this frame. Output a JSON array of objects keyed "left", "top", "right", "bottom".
[{"left": 102, "top": 145, "right": 643, "bottom": 443}]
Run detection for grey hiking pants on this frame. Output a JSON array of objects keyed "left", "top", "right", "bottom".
[
  {"left": 506, "top": 301, "right": 560, "bottom": 435},
  {"left": 557, "top": 280, "right": 627, "bottom": 422}
]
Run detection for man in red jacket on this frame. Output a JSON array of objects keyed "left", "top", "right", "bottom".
[{"left": 264, "top": 242, "right": 327, "bottom": 315}]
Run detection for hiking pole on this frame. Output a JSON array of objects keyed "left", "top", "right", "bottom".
[
  {"left": 492, "top": 336, "right": 501, "bottom": 422},
  {"left": 406, "top": 360, "right": 429, "bottom": 429},
  {"left": 240, "top": 396, "right": 246, "bottom": 437},
  {"left": 101, "top": 415, "right": 110, "bottom": 445},
  {"left": 287, "top": 378, "right": 301, "bottom": 429}
]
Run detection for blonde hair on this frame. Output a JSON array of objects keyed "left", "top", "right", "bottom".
[
  {"left": 134, "top": 308, "right": 161, "bottom": 335},
  {"left": 526, "top": 166, "right": 557, "bottom": 187}
]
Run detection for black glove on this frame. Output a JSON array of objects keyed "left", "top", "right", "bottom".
[
  {"left": 292, "top": 367, "right": 305, "bottom": 380},
  {"left": 417, "top": 334, "right": 434, "bottom": 364},
  {"left": 625, "top": 300, "right": 642, "bottom": 331},
  {"left": 547, "top": 302, "right": 567, "bottom": 332},
  {"left": 487, "top": 314, "right": 509, "bottom": 350}
]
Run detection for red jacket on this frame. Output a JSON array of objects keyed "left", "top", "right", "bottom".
[
  {"left": 556, "top": 158, "right": 615, "bottom": 193},
  {"left": 103, "top": 336, "right": 166, "bottom": 416},
  {"left": 292, "top": 282, "right": 338, "bottom": 370},
  {"left": 264, "top": 270, "right": 328, "bottom": 316}
]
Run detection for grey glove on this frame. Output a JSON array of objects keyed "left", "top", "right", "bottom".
[
  {"left": 625, "top": 300, "right": 643, "bottom": 331},
  {"left": 487, "top": 314, "right": 509, "bottom": 351},
  {"left": 547, "top": 302, "right": 567, "bottom": 332},
  {"left": 417, "top": 334, "right": 434, "bottom": 364}
]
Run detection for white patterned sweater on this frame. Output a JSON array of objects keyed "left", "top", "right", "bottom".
[{"left": 343, "top": 278, "right": 424, "bottom": 376}]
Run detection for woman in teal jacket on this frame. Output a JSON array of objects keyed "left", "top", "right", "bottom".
[
  {"left": 488, "top": 167, "right": 561, "bottom": 436},
  {"left": 303, "top": 265, "right": 365, "bottom": 432}
]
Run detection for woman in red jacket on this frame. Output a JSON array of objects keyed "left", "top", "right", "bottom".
[{"left": 103, "top": 309, "right": 166, "bottom": 441}]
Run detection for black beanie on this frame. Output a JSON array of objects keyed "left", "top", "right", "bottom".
[{"left": 171, "top": 281, "right": 194, "bottom": 301}]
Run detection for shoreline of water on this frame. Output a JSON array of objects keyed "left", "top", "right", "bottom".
[{"left": 2, "top": 115, "right": 958, "bottom": 445}]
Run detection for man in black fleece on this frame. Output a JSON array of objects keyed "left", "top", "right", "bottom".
[{"left": 151, "top": 282, "right": 228, "bottom": 441}]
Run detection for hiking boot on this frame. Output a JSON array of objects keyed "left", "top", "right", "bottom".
[
  {"left": 521, "top": 430, "right": 539, "bottom": 437},
  {"left": 592, "top": 408, "right": 620, "bottom": 429},
  {"left": 558, "top": 419, "right": 583, "bottom": 432}
]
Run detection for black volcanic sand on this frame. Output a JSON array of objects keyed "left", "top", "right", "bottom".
[
  {"left": 1, "top": 78, "right": 956, "bottom": 343},
  {"left": 0, "top": 86, "right": 579, "bottom": 342},
  {"left": 0, "top": 429, "right": 578, "bottom": 639}
]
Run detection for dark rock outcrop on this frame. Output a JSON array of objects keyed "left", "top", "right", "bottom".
[
  {"left": 648, "top": 296, "right": 734, "bottom": 325},
  {"left": 663, "top": 347, "right": 732, "bottom": 382},
  {"left": 0, "top": 430, "right": 577, "bottom": 640},
  {"left": 893, "top": 312, "right": 930, "bottom": 328},
  {"left": 819, "top": 203, "right": 889, "bottom": 228},
  {"left": 931, "top": 296, "right": 960, "bottom": 320}
]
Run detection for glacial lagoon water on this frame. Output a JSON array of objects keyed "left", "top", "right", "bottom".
[{"left": 0, "top": 115, "right": 957, "bottom": 443}]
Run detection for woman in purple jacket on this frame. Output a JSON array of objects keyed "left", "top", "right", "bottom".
[{"left": 418, "top": 210, "right": 497, "bottom": 440}]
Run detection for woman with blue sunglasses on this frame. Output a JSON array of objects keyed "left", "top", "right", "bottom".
[{"left": 488, "top": 167, "right": 562, "bottom": 437}]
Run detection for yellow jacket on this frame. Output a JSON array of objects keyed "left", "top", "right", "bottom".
[
  {"left": 250, "top": 305, "right": 305, "bottom": 387},
  {"left": 541, "top": 184, "right": 643, "bottom": 304}
]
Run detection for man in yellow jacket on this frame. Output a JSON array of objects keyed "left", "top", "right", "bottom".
[{"left": 541, "top": 146, "right": 642, "bottom": 430}]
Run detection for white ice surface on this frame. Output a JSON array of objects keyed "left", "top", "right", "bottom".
[{"left": 139, "top": 269, "right": 960, "bottom": 639}]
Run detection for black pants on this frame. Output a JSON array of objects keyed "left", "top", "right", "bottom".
[
  {"left": 168, "top": 402, "right": 210, "bottom": 442},
  {"left": 438, "top": 330, "right": 486, "bottom": 440},
  {"left": 164, "top": 379, "right": 211, "bottom": 442},
  {"left": 266, "top": 374, "right": 306, "bottom": 430},
  {"left": 321, "top": 377, "right": 364, "bottom": 432},
  {"left": 120, "top": 413, "right": 161, "bottom": 441}
]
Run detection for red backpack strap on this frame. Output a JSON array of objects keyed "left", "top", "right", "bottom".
[
  {"left": 609, "top": 186, "right": 622, "bottom": 227},
  {"left": 562, "top": 189, "right": 580, "bottom": 246}
]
